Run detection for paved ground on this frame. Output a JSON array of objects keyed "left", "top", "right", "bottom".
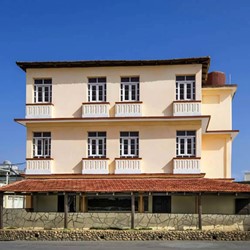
[{"left": 0, "top": 241, "right": 249, "bottom": 250}]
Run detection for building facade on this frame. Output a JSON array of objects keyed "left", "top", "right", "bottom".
[{"left": 1, "top": 57, "right": 250, "bottom": 230}]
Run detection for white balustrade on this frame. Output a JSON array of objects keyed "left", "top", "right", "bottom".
[
  {"left": 115, "top": 159, "right": 141, "bottom": 174},
  {"left": 82, "top": 103, "right": 110, "bottom": 117},
  {"left": 115, "top": 102, "right": 142, "bottom": 117},
  {"left": 173, "top": 158, "right": 201, "bottom": 174},
  {"left": 173, "top": 101, "right": 201, "bottom": 116},
  {"left": 25, "top": 159, "right": 53, "bottom": 174},
  {"left": 82, "top": 159, "right": 109, "bottom": 174},
  {"left": 26, "top": 104, "right": 53, "bottom": 118}
]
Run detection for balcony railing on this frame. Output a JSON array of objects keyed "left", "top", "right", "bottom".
[
  {"left": 82, "top": 102, "right": 110, "bottom": 118},
  {"left": 115, "top": 102, "right": 142, "bottom": 117},
  {"left": 173, "top": 157, "right": 201, "bottom": 174},
  {"left": 82, "top": 158, "right": 109, "bottom": 174},
  {"left": 25, "top": 158, "right": 53, "bottom": 175},
  {"left": 115, "top": 158, "right": 142, "bottom": 174},
  {"left": 26, "top": 104, "right": 54, "bottom": 118},
  {"left": 173, "top": 101, "right": 201, "bottom": 116}
]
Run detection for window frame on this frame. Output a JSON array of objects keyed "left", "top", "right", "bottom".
[
  {"left": 176, "top": 131, "right": 196, "bottom": 157},
  {"left": 176, "top": 75, "right": 195, "bottom": 101},
  {"left": 88, "top": 77, "right": 107, "bottom": 102},
  {"left": 88, "top": 132, "right": 107, "bottom": 158},
  {"left": 33, "top": 132, "right": 51, "bottom": 158},
  {"left": 121, "top": 77, "right": 140, "bottom": 102},
  {"left": 34, "top": 79, "right": 52, "bottom": 103},
  {"left": 120, "top": 131, "right": 139, "bottom": 158}
]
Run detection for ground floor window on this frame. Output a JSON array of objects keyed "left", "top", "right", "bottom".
[
  {"left": 88, "top": 197, "right": 139, "bottom": 212},
  {"left": 57, "top": 195, "right": 76, "bottom": 212},
  {"left": 153, "top": 196, "right": 171, "bottom": 213}
]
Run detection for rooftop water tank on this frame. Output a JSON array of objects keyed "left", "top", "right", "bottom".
[{"left": 206, "top": 71, "right": 226, "bottom": 86}]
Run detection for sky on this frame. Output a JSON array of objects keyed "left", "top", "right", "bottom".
[{"left": 0, "top": 0, "right": 250, "bottom": 180}]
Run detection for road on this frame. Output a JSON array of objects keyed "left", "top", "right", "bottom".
[{"left": 0, "top": 241, "right": 249, "bottom": 250}]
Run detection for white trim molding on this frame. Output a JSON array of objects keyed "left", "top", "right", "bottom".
[
  {"left": 82, "top": 158, "right": 109, "bottom": 174},
  {"left": 173, "top": 158, "right": 201, "bottom": 174},
  {"left": 115, "top": 158, "right": 142, "bottom": 174},
  {"left": 25, "top": 159, "right": 53, "bottom": 175}
]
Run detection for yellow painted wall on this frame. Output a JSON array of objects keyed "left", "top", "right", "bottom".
[
  {"left": 171, "top": 195, "right": 235, "bottom": 214},
  {"left": 26, "top": 121, "right": 202, "bottom": 174},
  {"left": 26, "top": 64, "right": 202, "bottom": 117},
  {"left": 172, "top": 196, "right": 196, "bottom": 213},
  {"left": 202, "top": 134, "right": 232, "bottom": 178},
  {"left": 34, "top": 195, "right": 58, "bottom": 212},
  {"left": 202, "top": 196, "right": 235, "bottom": 214},
  {"left": 202, "top": 87, "right": 236, "bottom": 130}
]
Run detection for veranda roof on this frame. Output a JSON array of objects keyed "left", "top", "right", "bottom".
[{"left": 0, "top": 178, "right": 250, "bottom": 194}]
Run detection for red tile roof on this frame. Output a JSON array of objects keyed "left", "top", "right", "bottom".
[{"left": 0, "top": 178, "right": 250, "bottom": 193}]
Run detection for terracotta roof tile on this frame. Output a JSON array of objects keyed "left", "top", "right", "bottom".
[{"left": 0, "top": 178, "right": 250, "bottom": 193}]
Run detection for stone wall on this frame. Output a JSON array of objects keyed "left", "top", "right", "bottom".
[
  {"left": 3, "top": 209, "right": 250, "bottom": 231},
  {"left": 0, "top": 230, "right": 250, "bottom": 241}
]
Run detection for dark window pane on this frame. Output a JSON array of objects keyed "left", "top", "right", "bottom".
[
  {"left": 186, "top": 75, "right": 195, "bottom": 81},
  {"left": 44, "top": 79, "right": 52, "bottom": 84},
  {"left": 131, "top": 77, "right": 139, "bottom": 82},
  {"left": 121, "top": 77, "right": 129, "bottom": 82},
  {"left": 98, "top": 77, "right": 106, "bottom": 83},
  {"left": 98, "top": 132, "right": 106, "bottom": 137},
  {"left": 43, "top": 132, "right": 51, "bottom": 137},
  {"left": 88, "top": 78, "right": 97, "bottom": 83},
  {"left": 121, "top": 132, "right": 129, "bottom": 137},
  {"left": 34, "top": 132, "right": 42, "bottom": 137},
  {"left": 177, "top": 131, "right": 185, "bottom": 136},
  {"left": 176, "top": 76, "right": 185, "bottom": 81},
  {"left": 187, "top": 131, "right": 195, "bottom": 136},
  {"left": 34, "top": 79, "right": 43, "bottom": 85},
  {"left": 88, "top": 132, "right": 96, "bottom": 137},
  {"left": 130, "top": 132, "right": 139, "bottom": 137}
]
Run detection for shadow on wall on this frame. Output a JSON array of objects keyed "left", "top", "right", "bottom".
[
  {"left": 162, "top": 103, "right": 173, "bottom": 116},
  {"left": 72, "top": 106, "right": 82, "bottom": 118},
  {"left": 72, "top": 161, "right": 82, "bottom": 173},
  {"left": 162, "top": 160, "right": 173, "bottom": 174}
]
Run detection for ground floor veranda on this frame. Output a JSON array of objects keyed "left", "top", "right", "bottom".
[{"left": 0, "top": 176, "right": 250, "bottom": 230}]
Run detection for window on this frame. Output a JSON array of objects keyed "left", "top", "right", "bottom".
[
  {"left": 120, "top": 132, "right": 139, "bottom": 158},
  {"left": 121, "top": 77, "right": 139, "bottom": 101},
  {"left": 33, "top": 132, "right": 51, "bottom": 158},
  {"left": 88, "top": 132, "right": 106, "bottom": 158},
  {"left": 176, "top": 76, "right": 195, "bottom": 100},
  {"left": 176, "top": 131, "right": 196, "bottom": 157},
  {"left": 88, "top": 77, "right": 106, "bottom": 102},
  {"left": 34, "top": 79, "right": 52, "bottom": 103}
]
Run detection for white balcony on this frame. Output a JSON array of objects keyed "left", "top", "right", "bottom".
[
  {"left": 173, "top": 157, "right": 201, "bottom": 174},
  {"left": 115, "top": 158, "right": 142, "bottom": 174},
  {"left": 173, "top": 101, "right": 201, "bottom": 116},
  {"left": 26, "top": 104, "right": 53, "bottom": 118},
  {"left": 82, "top": 102, "right": 110, "bottom": 118},
  {"left": 25, "top": 158, "right": 53, "bottom": 175},
  {"left": 82, "top": 158, "right": 109, "bottom": 174},
  {"left": 115, "top": 102, "right": 142, "bottom": 117}
]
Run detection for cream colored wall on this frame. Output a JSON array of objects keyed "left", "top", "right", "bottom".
[
  {"left": 34, "top": 195, "right": 58, "bottom": 212},
  {"left": 33, "top": 195, "right": 80, "bottom": 212},
  {"left": 202, "top": 134, "right": 232, "bottom": 178},
  {"left": 26, "top": 64, "right": 202, "bottom": 117},
  {"left": 26, "top": 121, "right": 202, "bottom": 174},
  {"left": 172, "top": 196, "right": 196, "bottom": 213},
  {"left": 202, "top": 196, "right": 235, "bottom": 214},
  {"left": 171, "top": 195, "right": 235, "bottom": 214},
  {"left": 202, "top": 88, "right": 236, "bottom": 130}
]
